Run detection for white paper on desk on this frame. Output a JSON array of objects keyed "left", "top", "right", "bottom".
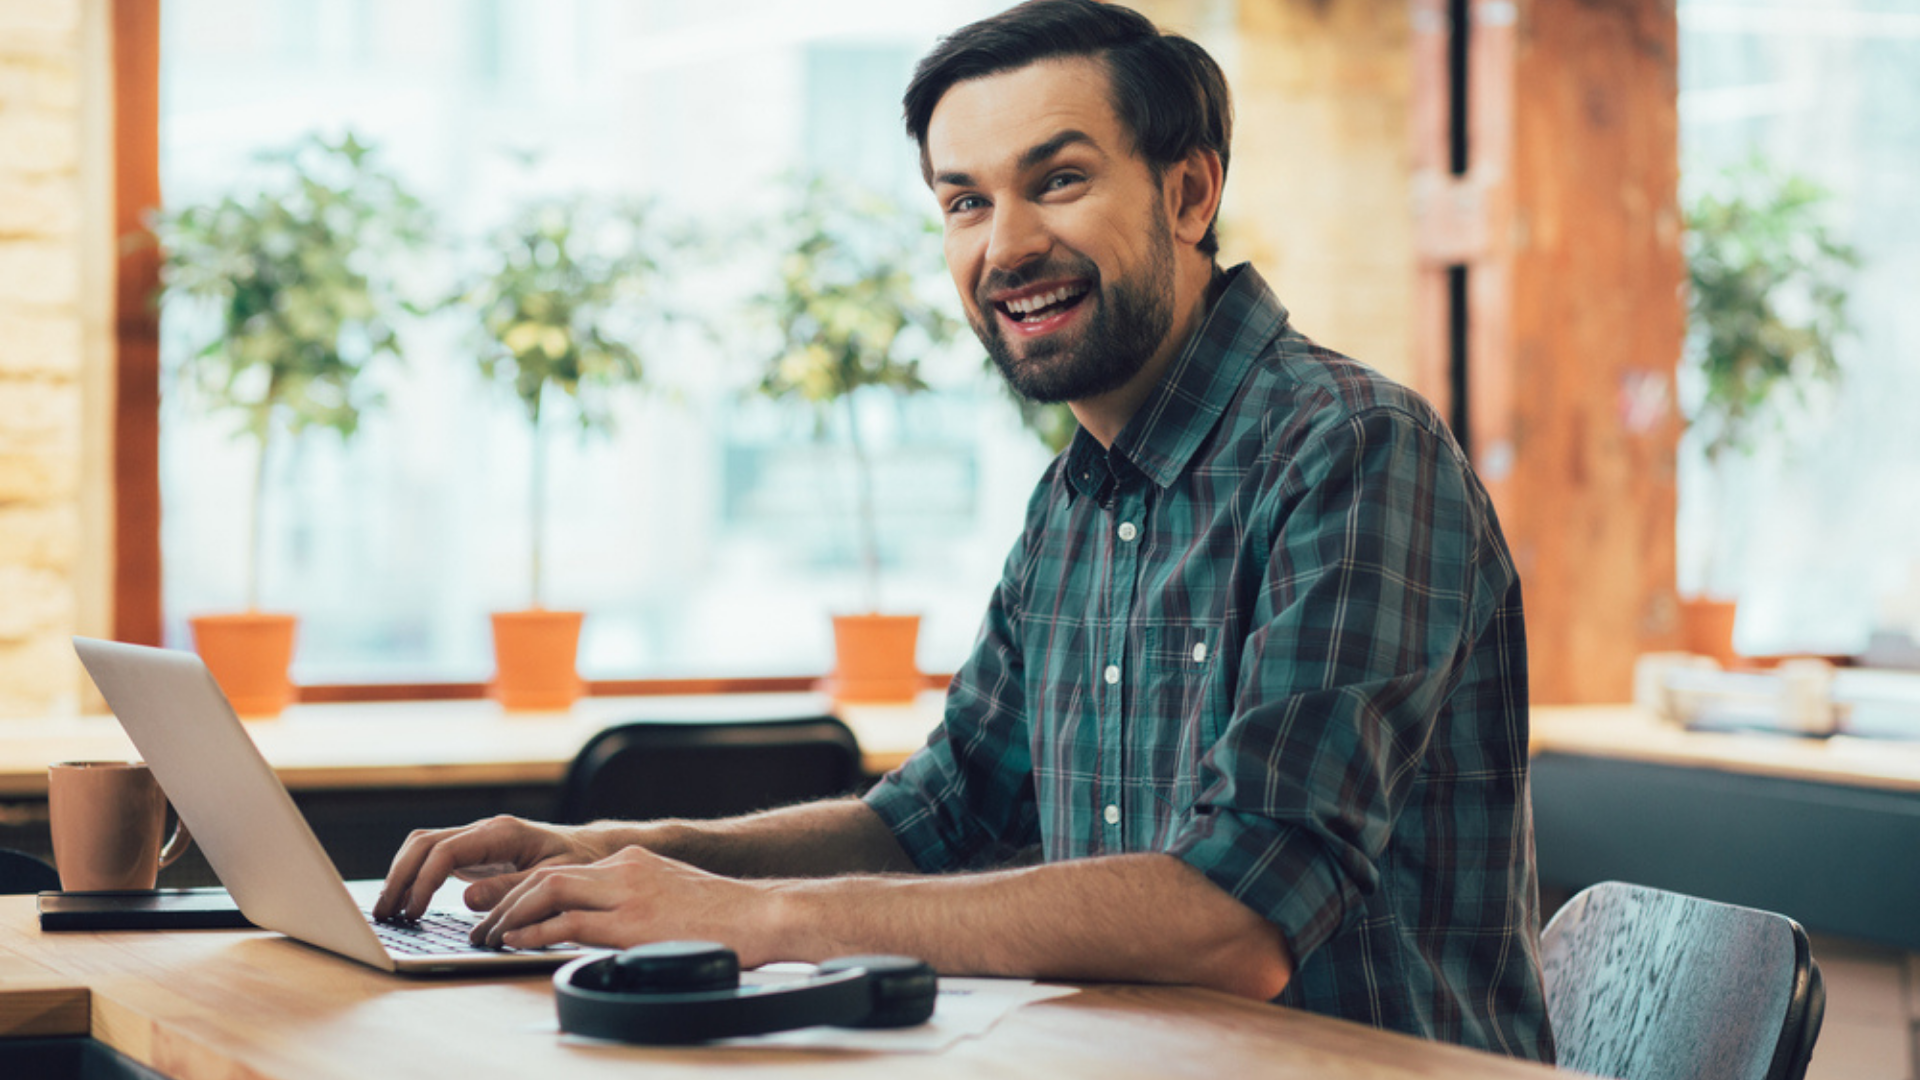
[{"left": 721, "top": 976, "right": 1079, "bottom": 1052}]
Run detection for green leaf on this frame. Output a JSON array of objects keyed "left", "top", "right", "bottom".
[
  {"left": 454, "top": 193, "right": 680, "bottom": 434},
  {"left": 150, "top": 130, "right": 434, "bottom": 443},
  {"left": 1683, "top": 155, "right": 1859, "bottom": 460}
]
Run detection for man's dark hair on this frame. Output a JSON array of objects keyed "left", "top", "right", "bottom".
[{"left": 904, "top": 0, "right": 1233, "bottom": 257}]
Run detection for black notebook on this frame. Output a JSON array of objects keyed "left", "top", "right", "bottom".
[{"left": 38, "top": 887, "right": 255, "bottom": 931}]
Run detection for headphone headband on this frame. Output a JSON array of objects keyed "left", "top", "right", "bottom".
[{"left": 553, "top": 942, "right": 937, "bottom": 1044}]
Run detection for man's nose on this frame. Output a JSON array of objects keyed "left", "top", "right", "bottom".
[{"left": 985, "top": 200, "right": 1050, "bottom": 275}]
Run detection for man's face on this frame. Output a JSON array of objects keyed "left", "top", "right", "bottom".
[{"left": 926, "top": 57, "right": 1176, "bottom": 404}]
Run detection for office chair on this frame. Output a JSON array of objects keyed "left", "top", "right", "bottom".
[
  {"left": 0, "top": 848, "right": 60, "bottom": 894},
  {"left": 556, "top": 715, "right": 864, "bottom": 824},
  {"left": 1541, "top": 880, "right": 1825, "bottom": 1080}
]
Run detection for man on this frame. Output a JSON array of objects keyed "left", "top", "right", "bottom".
[{"left": 377, "top": 0, "right": 1553, "bottom": 1060}]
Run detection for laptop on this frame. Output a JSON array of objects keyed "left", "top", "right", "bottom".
[{"left": 72, "top": 635, "right": 586, "bottom": 974}]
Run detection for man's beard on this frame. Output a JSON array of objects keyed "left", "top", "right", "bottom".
[{"left": 971, "top": 212, "right": 1176, "bottom": 405}]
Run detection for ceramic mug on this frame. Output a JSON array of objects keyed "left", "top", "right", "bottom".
[{"left": 47, "top": 761, "right": 192, "bottom": 892}]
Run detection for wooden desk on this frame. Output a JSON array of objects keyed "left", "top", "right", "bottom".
[
  {"left": 0, "top": 692, "right": 945, "bottom": 798},
  {"left": 0, "top": 896, "right": 1555, "bottom": 1080},
  {"left": 1528, "top": 704, "right": 1920, "bottom": 951},
  {"left": 1530, "top": 703, "right": 1920, "bottom": 794}
]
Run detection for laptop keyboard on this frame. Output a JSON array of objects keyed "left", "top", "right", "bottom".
[{"left": 368, "top": 910, "right": 503, "bottom": 956}]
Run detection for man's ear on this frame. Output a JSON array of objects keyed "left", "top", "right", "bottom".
[{"left": 1165, "top": 148, "right": 1224, "bottom": 249}]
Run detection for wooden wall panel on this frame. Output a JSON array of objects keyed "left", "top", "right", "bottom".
[
  {"left": 1506, "top": 0, "right": 1683, "bottom": 702},
  {"left": 1414, "top": 0, "right": 1683, "bottom": 703},
  {"left": 1146, "top": 0, "right": 1418, "bottom": 384},
  {"left": 111, "top": 0, "right": 163, "bottom": 647}
]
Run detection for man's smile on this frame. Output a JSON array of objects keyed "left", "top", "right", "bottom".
[{"left": 990, "top": 280, "right": 1094, "bottom": 337}]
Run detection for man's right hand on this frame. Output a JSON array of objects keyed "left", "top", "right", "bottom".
[{"left": 372, "top": 815, "right": 613, "bottom": 923}]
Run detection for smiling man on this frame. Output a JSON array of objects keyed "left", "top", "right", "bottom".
[{"left": 377, "top": 0, "right": 1553, "bottom": 1061}]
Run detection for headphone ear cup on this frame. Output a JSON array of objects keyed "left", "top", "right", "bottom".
[
  {"left": 606, "top": 941, "right": 740, "bottom": 994},
  {"left": 819, "top": 955, "right": 939, "bottom": 1028},
  {"left": 567, "top": 953, "right": 623, "bottom": 993}
]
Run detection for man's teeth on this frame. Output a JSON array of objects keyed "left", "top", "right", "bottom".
[{"left": 1005, "top": 286, "right": 1086, "bottom": 316}]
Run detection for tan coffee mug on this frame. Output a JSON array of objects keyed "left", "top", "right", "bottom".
[{"left": 48, "top": 761, "right": 192, "bottom": 892}]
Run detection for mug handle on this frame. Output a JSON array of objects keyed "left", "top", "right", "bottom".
[{"left": 158, "top": 809, "right": 192, "bottom": 870}]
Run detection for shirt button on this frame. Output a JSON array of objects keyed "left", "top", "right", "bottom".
[
  {"left": 1103, "top": 804, "right": 1121, "bottom": 825},
  {"left": 1104, "top": 664, "right": 1120, "bottom": 685},
  {"left": 1192, "top": 642, "right": 1208, "bottom": 663},
  {"left": 1117, "top": 522, "right": 1138, "bottom": 542}
]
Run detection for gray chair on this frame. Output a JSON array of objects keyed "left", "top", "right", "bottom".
[
  {"left": 557, "top": 716, "right": 864, "bottom": 824},
  {"left": 0, "top": 848, "right": 60, "bottom": 894},
  {"left": 1541, "top": 880, "right": 1825, "bottom": 1080}
]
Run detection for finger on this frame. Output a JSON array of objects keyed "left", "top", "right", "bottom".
[
  {"left": 462, "top": 868, "right": 535, "bottom": 912},
  {"left": 503, "top": 910, "right": 607, "bottom": 951},
  {"left": 466, "top": 857, "right": 576, "bottom": 938},
  {"left": 469, "top": 866, "right": 550, "bottom": 944},
  {"left": 477, "top": 872, "right": 579, "bottom": 947},
  {"left": 373, "top": 826, "right": 465, "bottom": 920},
  {"left": 479, "top": 869, "right": 620, "bottom": 948},
  {"left": 450, "top": 862, "right": 521, "bottom": 883},
  {"left": 405, "top": 819, "right": 537, "bottom": 919}
]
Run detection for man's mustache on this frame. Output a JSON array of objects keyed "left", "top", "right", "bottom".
[{"left": 977, "top": 257, "right": 1100, "bottom": 306}]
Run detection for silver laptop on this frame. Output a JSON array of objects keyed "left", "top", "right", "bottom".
[{"left": 72, "top": 636, "right": 584, "bottom": 974}]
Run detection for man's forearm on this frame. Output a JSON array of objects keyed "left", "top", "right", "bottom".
[
  {"left": 602, "top": 798, "right": 918, "bottom": 879},
  {"left": 471, "top": 818, "right": 1293, "bottom": 1000},
  {"left": 758, "top": 852, "right": 1293, "bottom": 1000}
]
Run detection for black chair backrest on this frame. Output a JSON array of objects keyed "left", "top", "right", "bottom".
[
  {"left": 1541, "top": 881, "right": 1825, "bottom": 1080},
  {"left": 557, "top": 716, "right": 864, "bottom": 824},
  {"left": 0, "top": 848, "right": 61, "bottom": 895}
]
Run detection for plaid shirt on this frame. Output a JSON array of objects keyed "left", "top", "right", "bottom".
[{"left": 865, "top": 264, "right": 1553, "bottom": 1061}]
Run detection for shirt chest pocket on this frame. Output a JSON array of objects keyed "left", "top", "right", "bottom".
[
  {"left": 1139, "top": 622, "right": 1225, "bottom": 744},
  {"left": 1133, "top": 622, "right": 1228, "bottom": 830}
]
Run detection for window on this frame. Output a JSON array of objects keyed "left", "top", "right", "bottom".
[
  {"left": 157, "top": 0, "right": 1046, "bottom": 684},
  {"left": 1678, "top": 0, "right": 1920, "bottom": 657}
]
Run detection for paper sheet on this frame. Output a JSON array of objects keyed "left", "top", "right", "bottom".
[{"left": 722, "top": 976, "right": 1080, "bottom": 1052}]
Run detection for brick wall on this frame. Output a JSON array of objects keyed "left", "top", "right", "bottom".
[
  {"left": 0, "top": 0, "right": 100, "bottom": 718},
  {"left": 1141, "top": 0, "right": 1417, "bottom": 384}
]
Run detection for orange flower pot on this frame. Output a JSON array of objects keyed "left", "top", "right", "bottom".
[
  {"left": 1679, "top": 597, "right": 1740, "bottom": 668},
  {"left": 189, "top": 612, "right": 299, "bottom": 718},
  {"left": 826, "top": 613, "right": 925, "bottom": 703},
  {"left": 490, "top": 609, "right": 585, "bottom": 711}
]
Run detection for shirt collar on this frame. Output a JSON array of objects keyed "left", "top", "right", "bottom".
[{"left": 1063, "top": 264, "right": 1290, "bottom": 497}]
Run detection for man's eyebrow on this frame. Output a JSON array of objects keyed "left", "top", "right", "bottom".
[
  {"left": 1017, "top": 129, "right": 1098, "bottom": 173},
  {"left": 931, "top": 129, "right": 1102, "bottom": 189}
]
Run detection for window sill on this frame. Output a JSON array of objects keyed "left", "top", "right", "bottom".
[{"left": 0, "top": 690, "right": 947, "bottom": 797}]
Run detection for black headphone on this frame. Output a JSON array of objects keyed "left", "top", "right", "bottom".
[{"left": 554, "top": 940, "right": 938, "bottom": 1044}]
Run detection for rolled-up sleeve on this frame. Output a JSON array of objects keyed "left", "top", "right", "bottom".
[{"left": 1166, "top": 405, "right": 1488, "bottom": 963}]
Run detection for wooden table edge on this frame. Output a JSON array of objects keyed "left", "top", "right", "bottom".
[
  {"left": 0, "top": 981, "right": 90, "bottom": 1038},
  {"left": 1530, "top": 703, "right": 1920, "bottom": 794}
]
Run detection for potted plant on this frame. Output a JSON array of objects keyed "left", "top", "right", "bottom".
[
  {"left": 756, "top": 176, "right": 961, "bottom": 702},
  {"left": 457, "top": 194, "right": 672, "bottom": 709},
  {"left": 150, "top": 133, "right": 430, "bottom": 715},
  {"left": 1679, "top": 156, "right": 1858, "bottom": 662}
]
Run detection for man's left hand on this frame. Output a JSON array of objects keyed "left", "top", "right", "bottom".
[{"left": 472, "top": 845, "right": 772, "bottom": 960}]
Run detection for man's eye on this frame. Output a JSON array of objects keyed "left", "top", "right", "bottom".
[
  {"left": 1044, "top": 173, "right": 1085, "bottom": 192},
  {"left": 947, "top": 195, "right": 987, "bottom": 215}
]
